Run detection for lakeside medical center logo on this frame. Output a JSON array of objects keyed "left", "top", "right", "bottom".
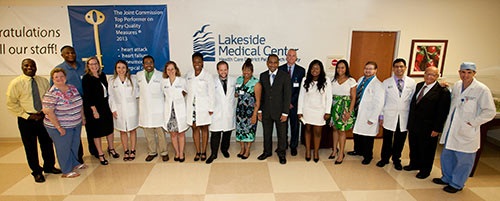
[{"left": 192, "top": 24, "right": 296, "bottom": 63}]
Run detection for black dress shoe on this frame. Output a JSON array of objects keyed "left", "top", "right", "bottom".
[
  {"left": 162, "top": 155, "right": 170, "bottom": 162},
  {"left": 432, "top": 178, "right": 448, "bottom": 185},
  {"left": 145, "top": 154, "right": 158, "bottom": 162},
  {"left": 290, "top": 148, "right": 297, "bottom": 156},
  {"left": 361, "top": 158, "right": 372, "bottom": 165},
  {"left": 222, "top": 151, "right": 230, "bottom": 158},
  {"left": 44, "top": 167, "right": 62, "bottom": 174},
  {"left": 347, "top": 151, "right": 361, "bottom": 156},
  {"left": 206, "top": 155, "right": 216, "bottom": 164},
  {"left": 443, "top": 185, "right": 462, "bottom": 193},
  {"left": 376, "top": 160, "right": 388, "bottom": 167},
  {"left": 257, "top": 153, "right": 271, "bottom": 160},
  {"left": 279, "top": 156, "right": 287, "bottom": 164},
  {"left": 394, "top": 163, "right": 403, "bottom": 171},
  {"left": 416, "top": 172, "right": 430, "bottom": 179},
  {"left": 33, "top": 174, "right": 45, "bottom": 183},
  {"left": 403, "top": 165, "right": 418, "bottom": 171}
]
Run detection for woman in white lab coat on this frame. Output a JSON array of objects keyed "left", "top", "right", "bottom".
[
  {"left": 185, "top": 53, "right": 215, "bottom": 161},
  {"left": 108, "top": 60, "right": 139, "bottom": 160},
  {"left": 297, "top": 60, "right": 332, "bottom": 163},
  {"left": 162, "top": 61, "right": 188, "bottom": 162}
]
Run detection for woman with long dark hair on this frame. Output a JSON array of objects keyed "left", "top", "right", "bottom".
[
  {"left": 297, "top": 60, "right": 332, "bottom": 162},
  {"left": 329, "top": 59, "right": 357, "bottom": 164}
]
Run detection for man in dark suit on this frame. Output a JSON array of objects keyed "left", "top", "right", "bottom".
[
  {"left": 406, "top": 66, "right": 451, "bottom": 179},
  {"left": 278, "top": 49, "right": 305, "bottom": 156},
  {"left": 258, "top": 54, "right": 292, "bottom": 164}
]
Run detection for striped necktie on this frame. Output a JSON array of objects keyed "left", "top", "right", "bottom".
[{"left": 353, "top": 78, "right": 367, "bottom": 116}]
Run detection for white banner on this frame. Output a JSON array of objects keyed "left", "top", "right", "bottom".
[{"left": 0, "top": 6, "right": 72, "bottom": 75}]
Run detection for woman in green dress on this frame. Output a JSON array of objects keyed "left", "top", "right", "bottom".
[
  {"left": 235, "top": 58, "right": 261, "bottom": 160},
  {"left": 330, "top": 60, "right": 357, "bottom": 164}
]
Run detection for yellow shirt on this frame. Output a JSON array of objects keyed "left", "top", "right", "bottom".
[{"left": 6, "top": 74, "right": 50, "bottom": 119}]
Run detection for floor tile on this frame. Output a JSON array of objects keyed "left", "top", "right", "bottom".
[
  {"left": 2, "top": 163, "right": 98, "bottom": 195},
  {"left": 268, "top": 161, "right": 339, "bottom": 192},
  {"left": 385, "top": 159, "right": 443, "bottom": 189},
  {"left": 71, "top": 163, "right": 154, "bottom": 195},
  {"left": 469, "top": 187, "right": 500, "bottom": 201},
  {"left": 324, "top": 160, "right": 403, "bottom": 190},
  {"left": 342, "top": 190, "right": 416, "bottom": 201},
  {"left": 134, "top": 194, "right": 205, "bottom": 201},
  {"left": 274, "top": 192, "right": 345, "bottom": 201},
  {"left": 0, "top": 164, "right": 30, "bottom": 193},
  {"left": 0, "top": 195, "right": 66, "bottom": 201},
  {"left": 204, "top": 193, "right": 275, "bottom": 201},
  {"left": 0, "top": 142, "right": 22, "bottom": 158},
  {"left": 407, "top": 188, "right": 486, "bottom": 201},
  {"left": 138, "top": 163, "right": 211, "bottom": 195},
  {"left": 64, "top": 195, "right": 135, "bottom": 201},
  {"left": 206, "top": 162, "right": 273, "bottom": 194}
]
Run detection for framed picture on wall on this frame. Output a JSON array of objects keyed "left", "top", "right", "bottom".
[{"left": 408, "top": 39, "right": 448, "bottom": 77}]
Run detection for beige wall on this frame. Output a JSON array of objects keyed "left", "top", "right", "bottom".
[{"left": 1, "top": 0, "right": 499, "bottom": 139}]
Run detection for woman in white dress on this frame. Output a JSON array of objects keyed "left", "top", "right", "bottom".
[
  {"left": 162, "top": 61, "right": 188, "bottom": 162},
  {"left": 297, "top": 60, "right": 332, "bottom": 163},
  {"left": 329, "top": 60, "right": 357, "bottom": 164},
  {"left": 108, "top": 60, "right": 139, "bottom": 161}
]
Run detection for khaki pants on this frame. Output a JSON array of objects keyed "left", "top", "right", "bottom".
[{"left": 144, "top": 127, "right": 168, "bottom": 156}]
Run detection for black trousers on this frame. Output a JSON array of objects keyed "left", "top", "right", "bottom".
[
  {"left": 408, "top": 129, "right": 439, "bottom": 174},
  {"left": 356, "top": 133, "right": 375, "bottom": 160},
  {"left": 18, "top": 117, "right": 56, "bottom": 175},
  {"left": 262, "top": 115, "right": 287, "bottom": 157},
  {"left": 380, "top": 123, "right": 407, "bottom": 164},
  {"left": 352, "top": 132, "right": 361, "bottom": 153},
  {"left": 286, "top": 106, "right": 300, "bottom": 149},
  {"left": 210, "top": 131, "right": 231, "bottom": 157}
]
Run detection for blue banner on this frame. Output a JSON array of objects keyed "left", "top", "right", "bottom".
[{"left": 68, "top": 5, "right": 169, "bottom": 74}]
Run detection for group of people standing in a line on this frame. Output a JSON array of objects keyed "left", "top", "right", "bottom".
[{"left": 7, "top": 46, "right": 496, "bottom": 194}]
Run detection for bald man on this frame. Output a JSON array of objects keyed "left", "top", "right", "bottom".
[{"left": 406, "top": 67, "right": 451, "bottom": 179}]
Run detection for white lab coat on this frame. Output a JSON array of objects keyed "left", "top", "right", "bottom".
[
  {"left": 353, "top": 76, "right": 385, "bottom": 136},
  {"left": 439, "top": 79, "right": 496, "bottom": 153},
  {"left": 161, "top": 77, "right": 189, "bottom": 132},
  {"left": 381, "top": 76, "right": 416, "bottom": 132},
  {"left": 209, "top": 75, "right": 237, "bottom": 132},
  {"left": 297, "top": 77, "right": 333, "bottom": 126},
  {"left": 108, "top": 75, "right": 139, "bottom": 132},
  {"left": 185, "top": 68, "right": 215, "bottom": 126},
  {"left": 137, "top": 69, "right": 165, "bottom": 128}
]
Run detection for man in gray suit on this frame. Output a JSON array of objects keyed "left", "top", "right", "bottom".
[{"left": 258, "top": 54, "right": 291, "bottom": 164}]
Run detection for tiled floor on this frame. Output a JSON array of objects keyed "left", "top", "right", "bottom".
[{"left": 0, "top": 138, "right": 499, "bottom": 201}]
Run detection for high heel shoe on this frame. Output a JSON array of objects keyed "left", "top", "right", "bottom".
[
  {"left": 328, "top": 148, "right": 339, "bottom": 159},
  {"left": 314, "top": 157, "right": 319, "bottom": 163},
  {"left": 194, "top": 152, "right": 201, "bottom": 161},
  {"left": 99, "top": 154, "right": 108, "bottom": 165},
  {"left": 123, "top": 150, "right": 130, "bottom": 161},
  {"left": 174, "top": 154, "right": 180, "bottom": 162},
  {"left": 305, "top": 152, "right": 311, "bottom": 162},
  {"left": 335, "top": 154, "right": 345, "bottom": 165},
  {"left": 241, "top": 152, "right": 250, "bottom": 160},
  {"left": 129, "top": 150, "right": 136, "bottom": 160},
  {"left": 108, "top": 149, "right": 120, "bottom": 158},
  {"left": 200, "top": 152, "right": 207, "bottom": 161}
]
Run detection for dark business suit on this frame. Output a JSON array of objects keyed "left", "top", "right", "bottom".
[
  {"left": 407, "top": 81, "right": 451, "bottom": 175},
  {"left": 259, "top": 69, "right": 291, "bottom": 157},
  {"left": 278, "top": 64, "right": 305, "bottom": 150}
]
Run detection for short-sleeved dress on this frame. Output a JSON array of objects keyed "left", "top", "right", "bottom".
[
  {"left": 235, "top": 76, "right": 259, "bottom": 142},
  {"left": 330, "top": 77, "right": 357, "bottom": 131}
]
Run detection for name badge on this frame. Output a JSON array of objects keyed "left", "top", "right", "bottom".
[
  {"left": 293, "top": 83, "right": 300, "bottom": 87},
  {"left": 239, "top": 90, "right": 245, "bottom": 95}
]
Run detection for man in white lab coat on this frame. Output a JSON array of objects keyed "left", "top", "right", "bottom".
[
  {"left": 377, "top": 58, "right": 416, "bottom": 170},
  {"left": 351, "top": 61, "right": 384, "bottom": 165},
  {"left": 137, "top": 55, "right": 168, "bottom": 162},
  {"left": 206, "top": 61, "right": 237, "bottom": 164},
  {"left": 433, "top": 62, "right": 496, "bottom": 193}
]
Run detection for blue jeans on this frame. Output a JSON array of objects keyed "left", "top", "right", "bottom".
[
  {"left": 440, "top": 148, "right": 476, "bottom": 189},
  {"left": 45, "top": 124, "right": 82, "bottom": 174}
]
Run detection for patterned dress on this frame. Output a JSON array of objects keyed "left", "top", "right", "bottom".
[
  {"left": 330, "top": 77, "right": 357, "bottom": 131},
  {"left": 235, "top": 76, "right": 259, "bottom": 142}
]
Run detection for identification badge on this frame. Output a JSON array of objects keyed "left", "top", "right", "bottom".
[
  {"left": 293, "top": 83, "right": 300, "bottom": 87},
  {"left": 239, "top": 90, "right": 245, "bottom": 95}
]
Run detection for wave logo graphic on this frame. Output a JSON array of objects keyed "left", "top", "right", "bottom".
[{"left": 193, "top": 24, "right": 215, "bottom": 61}]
